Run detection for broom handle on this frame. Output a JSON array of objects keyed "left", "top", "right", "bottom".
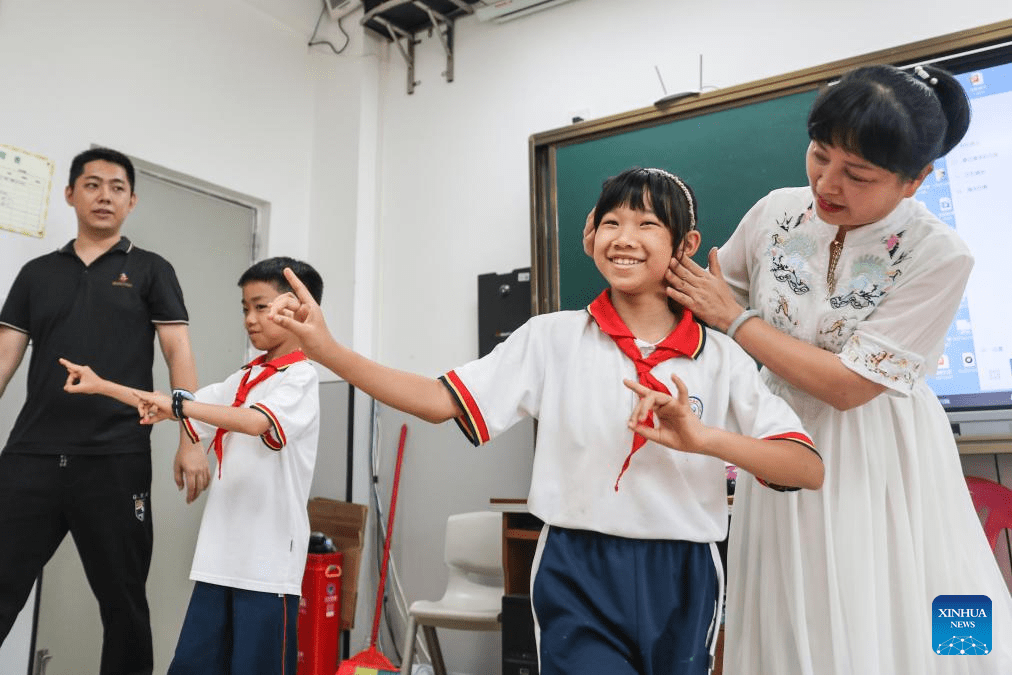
[{"left": 370, "top": 423, "right": 408, "bottom": 648}]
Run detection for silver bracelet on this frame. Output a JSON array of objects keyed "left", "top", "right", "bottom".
[{"left": 726, "top": 309, "right": 759, "bottom": 341}]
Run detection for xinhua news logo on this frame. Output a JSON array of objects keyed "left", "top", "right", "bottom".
[{"left": 933, "top": 595, "right": 992, "bottom": 655}]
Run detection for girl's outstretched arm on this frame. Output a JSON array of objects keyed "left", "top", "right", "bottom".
[
  {"left": 625, "top": 374, "right": 824, "bottom": 490},
  {"left": 269, "top": 268, "right": 462, "bottom": 424}
]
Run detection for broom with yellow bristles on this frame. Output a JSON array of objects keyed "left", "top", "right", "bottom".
[{"left": 335, "top": 424, "right": 407, "bottom": 675}]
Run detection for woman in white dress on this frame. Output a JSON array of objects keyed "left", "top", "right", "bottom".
[{"left": 665, "top": 64, "right": 1012, "bottom": 674}]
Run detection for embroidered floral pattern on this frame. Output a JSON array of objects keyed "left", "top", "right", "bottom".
[
  {"left": 884, "top": 229, "right": 910, "bottom": 265},
  {"left": 826, "top": 232, "right": 908, "bottom": 309},
  {"left": 823, "top": 317, "right": 850, "bottom": 338},
  {"left": 885, "top": 232, "right": 901, "bottom": 255},
  {"left": 773, "top": 293, "right": 796, "bottom": 327},
  {"left": 775, "top": 203, "right": 815, "bottom": 232},
  {"left": 816, "top": 314, "right": 858, "bottom": 352},
  {"left": 772, "top": 256, "right": 810, "bottom": 295},
  {"left": 828, "top": 254, "right": 898, "bottom": 309},
  {"left": 767, "top": 229, "right": 817, "bottom": 296},
  {"left": 841, "top": 334, "right": 921, "bottom": 389}
]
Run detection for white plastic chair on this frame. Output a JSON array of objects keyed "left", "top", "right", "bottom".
[{"left": 399, "top": 511, "right": 505, "bottom": 675}]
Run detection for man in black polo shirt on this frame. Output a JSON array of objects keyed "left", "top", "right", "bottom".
[{"left": 0, "top": 147, "right": 211, "bottom": 675}]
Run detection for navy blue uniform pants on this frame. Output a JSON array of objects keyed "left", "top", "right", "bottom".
[
  {"left": 0, "top": 452, "right": 154, "bottom": 675},
  {"left": 168, "top": 581, "right": 299, "bottom": 675},
  {"left": 532, "top": 526, "right": 720, "bottom": 675}
]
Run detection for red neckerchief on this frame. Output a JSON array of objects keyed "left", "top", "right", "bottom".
[
  {"left": 587, "top": 290, "right": 704, "bottom": 490},
  {"left": 209, "top": 350, "right": 307, "bottom": 477}
]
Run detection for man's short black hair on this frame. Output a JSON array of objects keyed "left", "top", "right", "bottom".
[
  {"left": 238, "top": 256, "right": 323, "bottom": 304},
  {"left": 68, "top": 147, "right": 136, "bottom": 193}
]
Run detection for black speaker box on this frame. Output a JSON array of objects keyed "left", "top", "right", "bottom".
[{"left": 477, "top": 268, "right": 531, "bottom": 358}]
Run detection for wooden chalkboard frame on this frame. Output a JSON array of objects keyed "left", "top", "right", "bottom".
[{"left": 528, "top": 19, "right": 1012, "bottom": 315}]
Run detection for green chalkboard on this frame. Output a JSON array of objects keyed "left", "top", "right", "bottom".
[{"left": 554, "top": 90, "right": 818, "bottom": 311}]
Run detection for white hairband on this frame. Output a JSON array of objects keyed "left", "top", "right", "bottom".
[
  {"left": 643, "top": 168, "right": 696, "bottom": 230},
  {"left": 913, "top": 65, "right": 938, "bottom": 87}
]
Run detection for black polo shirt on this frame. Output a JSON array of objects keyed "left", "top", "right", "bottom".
[{"left": 0, "top": 237, "right": 189, "bottom": 455}]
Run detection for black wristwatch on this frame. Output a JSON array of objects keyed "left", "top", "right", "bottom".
[{"left": 171, "top": 389, "right": 196, "bottom": 421}]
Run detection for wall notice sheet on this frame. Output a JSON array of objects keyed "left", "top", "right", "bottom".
[{"left": 0, "top": 144, "right": 54, "bottom": 237}]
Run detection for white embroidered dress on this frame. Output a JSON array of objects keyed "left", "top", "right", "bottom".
[{"left": 721, "top": 187, "right": 1012, "bottom": 674}]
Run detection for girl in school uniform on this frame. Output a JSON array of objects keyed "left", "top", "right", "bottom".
[
  {"left": 663, "top": 64, "right": 1012, "bottom": 674},
  {"left": 269, "top": 167, "right": 823, "bottom": 675}
]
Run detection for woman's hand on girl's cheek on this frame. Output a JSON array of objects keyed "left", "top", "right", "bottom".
[
  {"left": 665, "top": 247, "right": 743, "bottom": 331},
  {"left": 582, "top": 209, "right": 596, "bottom": 257}
]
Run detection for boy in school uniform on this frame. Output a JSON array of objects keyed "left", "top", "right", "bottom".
[
  {"left": 61, "top": 256, "right": 324, "bottom": 675},
  {"left": 268, "top": 168, "right": 822, "bottom": 675}
]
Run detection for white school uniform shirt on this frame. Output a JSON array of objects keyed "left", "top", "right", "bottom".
[
  {"left": 441, "top": 302, "right": 814, "bottom": 543},
  {"left": 184, "top": 355, "right": 320, "bottom": 595}
]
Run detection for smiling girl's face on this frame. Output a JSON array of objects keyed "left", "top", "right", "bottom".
[{"left": 593, "top": 197, "right": 676, "bottom": 299}]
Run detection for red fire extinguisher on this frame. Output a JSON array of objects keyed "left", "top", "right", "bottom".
[{"left": 297, "top": 542, "right": 343, "bottom": 675}]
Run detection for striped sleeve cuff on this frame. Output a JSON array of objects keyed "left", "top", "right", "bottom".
[
  {"left": 180, "top": 418, "right": 200, "bottom": 444},
  {"left": 251, "top": 403, "right": 286, "bottom": 451},
  {"left": 439, "top": 371, "right": 490, "bottom": 447},
  {"left": 755, "top": 431, "right": 820, "bottom": 492}
]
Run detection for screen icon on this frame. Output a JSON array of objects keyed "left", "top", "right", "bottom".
[{"left": 962, "top": 352, "right": 976, "bottom": 367}]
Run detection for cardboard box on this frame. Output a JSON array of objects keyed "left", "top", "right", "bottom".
[{"left": 308, "top": 497, "right": 368, "bottom": 631}]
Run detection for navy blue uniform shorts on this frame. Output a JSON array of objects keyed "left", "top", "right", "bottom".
[
  {"left": 531, "top": 526, "right": 721, "bottom": 675},
  {"left": 167, "top": 581, "right": 299, "bottom": 675}
]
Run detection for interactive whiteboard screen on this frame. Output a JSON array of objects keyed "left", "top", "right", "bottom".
[{"left": 920, "top": 52, "right": 1012, "bottom": 437}]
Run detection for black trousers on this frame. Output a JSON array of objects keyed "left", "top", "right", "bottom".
[{"left": 0, "top": 452, "right": 154, "bottom": 675}]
